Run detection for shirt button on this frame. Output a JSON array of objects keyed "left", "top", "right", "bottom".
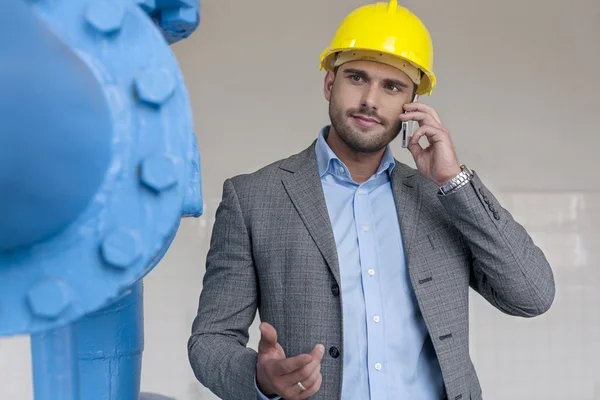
[
  {"left": 362, "top": 225, "right": 370, "bottom": 232},
  {"left": 339, "top": 167, "right": 345, "bottom": 174},
  {"left": 368, "top": 269, "right": 375, "bottom": 276},
  {"left": 357, "top": 188, "right": 366, "bottom": 195},
  {"left": 373, "top": 315, "right": 380, "bottom": 323},
  {"left": 375, "top": 363, "right": 382, "bottom": 370}
]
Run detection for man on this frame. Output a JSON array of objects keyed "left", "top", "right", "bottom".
[{"left": 187, "top": 1, "right": 555, "bottom": 399}]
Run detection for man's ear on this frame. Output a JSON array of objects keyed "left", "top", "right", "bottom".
[{"left": 324, "top": 70, "right": 336, "bottom": 102}]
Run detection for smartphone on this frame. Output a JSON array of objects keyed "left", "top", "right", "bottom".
[{"left": 401, "top": 94, "right": 419, "bottom": 148}]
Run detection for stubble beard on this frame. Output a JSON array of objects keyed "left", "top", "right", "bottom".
[{"left": 328, "top": 96, "right": 403, "bottom": 154}]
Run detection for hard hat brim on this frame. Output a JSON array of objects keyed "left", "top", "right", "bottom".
[{"left": 320, "top": 47, "right": 436, "bottom": 96}]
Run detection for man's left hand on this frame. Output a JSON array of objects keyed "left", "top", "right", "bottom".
[{"left": 399, "top": 102, "right": 461, "bottom": 187}]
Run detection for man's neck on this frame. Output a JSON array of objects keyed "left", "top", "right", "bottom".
[{"left": 325, "top": 127, "right": 386, "bottom": 184}]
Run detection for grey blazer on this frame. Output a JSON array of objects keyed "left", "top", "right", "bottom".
[{"left": 188, "top": 141, "right": 555, "bottom": 400}]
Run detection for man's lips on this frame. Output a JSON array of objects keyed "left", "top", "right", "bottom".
[{"left": 352, "top": 114, "right": 380, "bottom": 127}]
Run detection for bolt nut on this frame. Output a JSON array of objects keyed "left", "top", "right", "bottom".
[
  {"left": 160, "top": 6, "right": 199, "bottom": 34},
  {"left": 134, "top": 69, "right": 176, "bottom": 107},
  {"left": 101, "top": 228, "right": 142, "bottom": 269},
  {"left": 85, "top": 0, "right": 126, "bottom": 35},
  {"left": 140, "top": 154, "right": 178, "bottom": 193},
  {"left": 27, "top": 279, "right": 71, "bottom": 319},
  {"left": 134, "top": 0, "right": 156, "bottom": 13}
]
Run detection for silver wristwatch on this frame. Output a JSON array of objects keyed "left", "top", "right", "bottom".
[{"left": 439, "top": 165, "right": 473, "bottom": 195}]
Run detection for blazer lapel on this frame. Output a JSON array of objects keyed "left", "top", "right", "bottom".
[
  {"left": 391, "top": 163, "right": 422, "bottom": 260},
  {"left": 280, "top": 144, "right": 341, "bottom": 285}
]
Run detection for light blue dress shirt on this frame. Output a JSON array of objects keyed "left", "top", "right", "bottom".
[{"left": 257, "top": 127, "right": 445, "bottom": 399}]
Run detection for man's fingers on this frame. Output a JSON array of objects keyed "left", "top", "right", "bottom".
[
  {"left": 310, "top": 344, "right": 325, "bottom": 361},
  {"left": 272, "top": 353, "right": 313, "bottom": 376},
  {"left": 403, "top": 101, "right": 442, "bottom": 125},
  {"left": 297, "top": 362, "right": 321, "bottom": 393},
  {"left": 406, "top": 135, "right": 423, "bottom": 160},
  {"left": 258, "top": 322, "right": 278, "bottom": 353},
  {"left": 267, "top": 345, "right": 325, "bottom": 399},
  {"left": 298, "top": 372, "right": 323, "bottom": 400},
  {"left": 398, "top": 110, "right": 442, "bottom": 129},
  {"left": 296, "top": 344, "right": 324, "bottom": 376},
  {"left": 285, "top": 358, "right": 323, "bottom": 400},
  {"left": 281, "top": 345, "right": 324, "bottom": 385},
  {"left": 410, "top": 125, "right": 447, "bottom": 147}
]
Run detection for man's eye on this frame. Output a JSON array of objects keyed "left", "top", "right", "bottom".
[{"left": 349, "top": 75, "right": 363, "bottom": 82}]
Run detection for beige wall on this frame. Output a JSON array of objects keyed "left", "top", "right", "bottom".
[
  {"left": 177, "top": 0, "right": 600, "bottom": 196},
  {"left": 1, "top": 0, "right": 599, "bottom": 399}
]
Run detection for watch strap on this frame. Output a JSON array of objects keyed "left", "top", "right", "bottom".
[{"left": 439, "top": 165, "right": 473, "bottom": 195}]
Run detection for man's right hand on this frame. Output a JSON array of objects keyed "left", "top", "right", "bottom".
[{"left": 256, "top": 322, "right": 324, "bottom": 400}]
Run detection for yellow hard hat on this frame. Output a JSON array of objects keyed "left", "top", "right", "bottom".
[{"left": 319, "top": 0, "right": 436, "bottom": 96}]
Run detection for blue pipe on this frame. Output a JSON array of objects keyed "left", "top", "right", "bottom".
[
  {"left": 29, "top": 281, "right": 145, "bottom": 400},
  {"left": 76, "top": 280, "right": 145, "bottom": 400},
  {"left": 4, "top": 2, "right": 202, "bottom": 399},
  {"left": 30, "top": 324, "right": 80, "bottom": 400},
  {"left": 0, "top": 1, "right": 112, "bottom": 252}
]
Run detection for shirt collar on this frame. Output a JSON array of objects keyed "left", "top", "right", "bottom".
[{"left": 315, "top": 126, "right": 396, "bottom": 179}]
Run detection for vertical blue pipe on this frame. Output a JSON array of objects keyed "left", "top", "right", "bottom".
[
  {"left": 30, "top": 323, "right": 80, "bottom": 400},
  {"left": 76, "top": 280, "right": 145, "bottom": 400}
]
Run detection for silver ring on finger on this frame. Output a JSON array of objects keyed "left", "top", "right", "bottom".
[{"left": 297, "top": 381, "right": 307, "bottom": 391}]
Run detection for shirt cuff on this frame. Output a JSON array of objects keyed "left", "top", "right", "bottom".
[{"left": 255, "top": 374, "right": 281, "bottom": 400}]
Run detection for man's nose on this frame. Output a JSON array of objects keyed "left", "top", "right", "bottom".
[{"left": 361, "top": 84, "right": 379, "bottom": 111}]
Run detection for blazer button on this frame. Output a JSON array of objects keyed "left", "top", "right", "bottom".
[
  {"left": 331, "top": 283, "right": 340, "bottom": 297},
  {"left": 329, "top": 346, "right": 340, "bottom": 358}
]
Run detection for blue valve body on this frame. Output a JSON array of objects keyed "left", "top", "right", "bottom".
[{"left": 0, "top": 0, "right": 202, "bottom": 399}]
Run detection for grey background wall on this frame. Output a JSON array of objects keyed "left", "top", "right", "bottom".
[{"left": 1, "top": 0, "right": 599, "bottom": 399}]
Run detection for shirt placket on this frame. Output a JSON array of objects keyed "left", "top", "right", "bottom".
[{"left": 353, "top": 184, "right": 386, "bottom": 399}]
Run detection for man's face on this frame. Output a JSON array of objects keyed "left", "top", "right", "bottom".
[{"left": 324, "top": 60, "right": 415, "bottom": 153}]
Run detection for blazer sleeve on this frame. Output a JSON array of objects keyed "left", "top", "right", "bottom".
[
  {"left": 437, "top": 172, "right": 556, "bottom": 317},
  {"left": 187, "top": 177, "right": 261, "bottom": 399}
]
